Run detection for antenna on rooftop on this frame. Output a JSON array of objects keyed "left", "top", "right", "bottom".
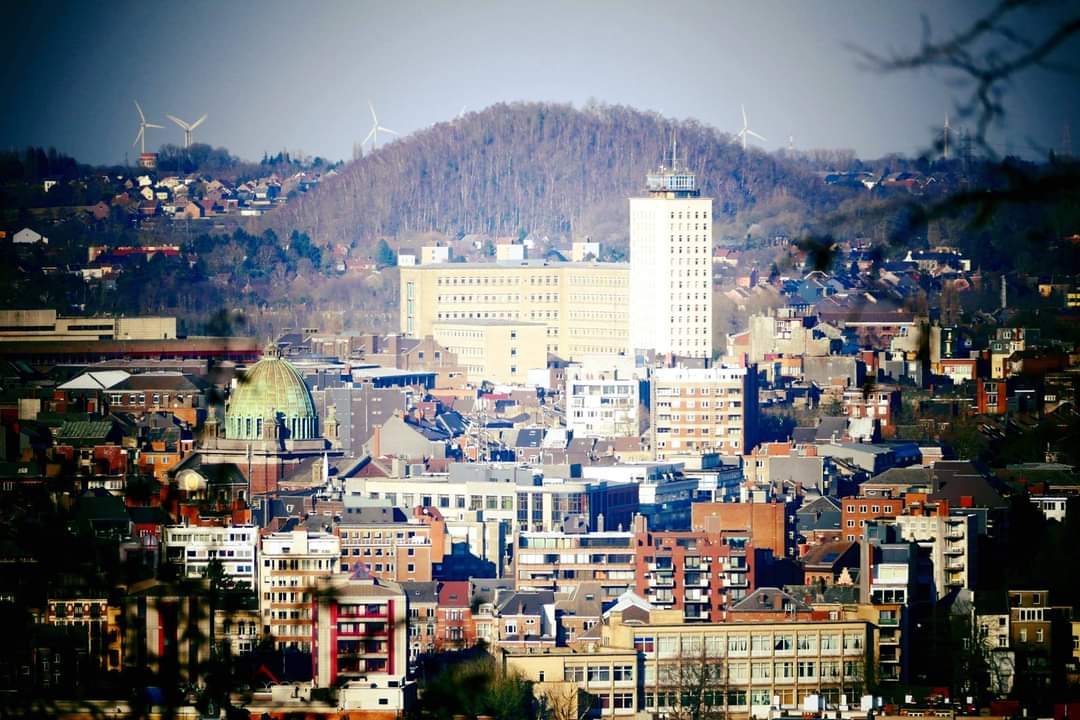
[{"left": 671, "top": 127, "right": 678, "bottom": 171}]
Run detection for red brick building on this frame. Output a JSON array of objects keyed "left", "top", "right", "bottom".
[
  {"left": 841, "top": 496, "right": 902, "bottom": 542},
  {"left": 691, "top": 500, "right": 794, "bottom": 559},
  {"left": 633, "top": 516, "right": 755, "bottom": 621},
  {"left": 435, "top": 580, "right": 476, "bottom": 650}
]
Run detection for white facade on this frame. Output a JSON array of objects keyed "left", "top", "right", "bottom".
[
  {"left": 895, "top": 512, "right": 977, "bottom": 597},
  {"left": 259, "top": 530, "right": 341, "bottom": 651},
  {"left": 565, "top": 354, "right": 639, "bottom": 438},
  {"left": 163, "top": 525, "right": 258, "bottom": 587},
  {"left": 629, "top": 170, "right": 713, "bottom": 358},
  {"left": 1030, "top": 496, "right": 1068, "bottom": 523},
  {"left": 421, "top": 245, "right": 451, "bottom": 264}
]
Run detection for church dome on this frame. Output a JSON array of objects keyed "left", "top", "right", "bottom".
[{"left": 225, "top": 345, "right": 318, "bottom": 441}]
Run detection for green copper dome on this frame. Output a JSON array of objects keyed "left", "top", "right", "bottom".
[{"left": 225, "top": 345, "right": 318, "bottom": 441}]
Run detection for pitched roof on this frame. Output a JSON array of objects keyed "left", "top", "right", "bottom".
[
  {"left": 798, "top": 495, "right": 841, "bottom": 515},
  {"left": 730, "top": 587, "right": 812, "bottom": 613},
  {"left": 399, "top": 581, "right": 439, "bottom": 605},
  {"left": 56, "top": 420, "right": 117, "bottom": 443},
  {"left": 496, "top": 590, "right": 553, "bottom": 616},
  {"left": 801, "top": 541, "right": 857, "bottom": 569},
  {"left": 58, "top": 370, "right": 131, "bottom": 391},
  {"left": 438, "top": 580, "right": 471, "bottom": 608}
]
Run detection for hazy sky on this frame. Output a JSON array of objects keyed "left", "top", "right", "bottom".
[{"left": 2, "top": 0, "right": 1077, "bottom": 165}]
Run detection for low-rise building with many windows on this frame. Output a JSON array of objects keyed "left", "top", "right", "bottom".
[{"left": 503, "top": 608, "right": 875, "bottom": 718}]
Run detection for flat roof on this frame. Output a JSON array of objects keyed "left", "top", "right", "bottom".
[
  {"left": 433, "top": 319, "right": 546, "bottom": 327},
  {"left": 350, "top": 366, "right": 436, "bottom": 379},
  {"left": 404, "top": 259, "right": 628, "bottom": 270}
]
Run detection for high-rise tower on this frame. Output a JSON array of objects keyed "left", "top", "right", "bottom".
[{"left": 629, "top": 152, "right": 713, "bottom": 358}]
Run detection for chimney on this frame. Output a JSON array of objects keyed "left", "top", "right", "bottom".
[{"left": 596, "top": 513, "right": 605, "bottom": 532}]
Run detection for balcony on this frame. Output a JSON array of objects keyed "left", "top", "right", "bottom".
[
  {"left": 879, "top": 632, "right": 900, "bottom": 646},
  {"left": 944, "top": 546, "right": 964, "bottom": 556},
  {"left": 878, "top": 616, "right": 899, "bottom": 627},
  {"left": 725, "top": 576, "right": 749, "bottom": 588},
  {"left": 651, "top": 574, "right": 675, "bottom": 588},
  {"left": 947, "top": 561, "right": 965, "bottom": 571}
]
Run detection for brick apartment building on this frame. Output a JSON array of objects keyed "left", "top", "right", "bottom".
[
  {"left": 691, "top": 500, "right": 794, "bottom": 559},
  {"left": 841, "top": 496, "right": 903, "bottom": 542},
  {"left": 633, "top": 516, "right": 755, "bottom": 620}
]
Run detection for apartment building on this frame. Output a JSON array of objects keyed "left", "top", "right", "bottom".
[
  {"left": 633, "top": 516, "right": 754, "bottom": 621},
  {"left": 514, "top": 530, "right": 637, "bottom": 598},
  {"left": 691, "top": 501, "right": 794, "bottom": 560},
  {"left": 894, "top": 497, "right": 978, "bottom": 597},
  {"left": 841, "top": 497, "right": 903, "bottom": 542},
  {"left": 399, "top": 260, "right": 631, "bottom": 360},
  {"left": 650, "top": 365, "right": 758, "bottom": 459},
  {"left": 44, "top": 598, "right": 122, "bottom": 673},
  {"left": 841, "top": 384, "right": 901, "bottom": 434},
  {"left": 336, "top": 502, "right": 448, "bottom": 582},
  {"left": 629, "top": 166, "right": 713, "bottom": 358},
  {"left": 436, "top": 580, "right": 476, "bottom": 650},
  {"left": 311, "top": 572, "right": 412, "bottom": 712},
  {"left": 565, "top": 354, "right": 640, "bottom": 439},
  {"left": 400, "top": 581, "right": 438, "bottom": 663},
  {"left": 259, "top": 530, "right": 341, "bottom": 651},
  {"left": 163, "top": 524, "right": 258, "bottom": 587},
  {"left": 432, "top": 319, "right": 546, "bottom": 384}
]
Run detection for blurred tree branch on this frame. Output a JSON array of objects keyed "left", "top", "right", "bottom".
[{"left": 850, "top": 0, "right": 1080, "bottom": 158}]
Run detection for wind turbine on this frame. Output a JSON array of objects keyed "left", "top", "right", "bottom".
[
  {"left": 132, "top": 100, "right": 164, "bottom": 154},
  {"left": 166, "top": 112, "right": 208, "bottom": 148},
  {"left": 362, "top": 101, "right": 398, "bottom": 151},
  {"left": 732, "top": 104, "right": 767, "bottom": 151}
]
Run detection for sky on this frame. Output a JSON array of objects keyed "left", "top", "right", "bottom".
[{"left": 1, "top": 0, "right": 1077, "bottom": 165}]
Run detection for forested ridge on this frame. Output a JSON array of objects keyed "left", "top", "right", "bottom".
[{"left": 254, "top": 101, "right": 846, "bottom": 249}]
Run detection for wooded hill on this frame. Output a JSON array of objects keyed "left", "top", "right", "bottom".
[{"left": 253, "top": 101, "right": 854, "bottom": 250}]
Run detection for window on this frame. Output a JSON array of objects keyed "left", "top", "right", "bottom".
[
  {"left": 613, "top": 665, "right": 633, "bottom": 681},
  {"left": 564, "top": 666, "right": 585, "bottom": 682},
  {"left": 587, "top": 666, "right": 610, "bottom": 682},
  {"left": 774, "top": 634, "right": 793, "bottom": 652},
  {"left": 797, "top": 661, "right": 816, "bottom": 679},
  {"left": 774, "top": 661, "right": 794, "bottom": 679}
]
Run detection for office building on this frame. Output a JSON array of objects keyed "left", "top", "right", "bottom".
[
  {"left": 399, "top": 260, "right": 630, "bottom": 360},
  {"left": 432, "top": 319, "right": 547, "bottom": 384}
]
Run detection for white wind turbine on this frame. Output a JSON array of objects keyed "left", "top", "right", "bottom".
[
  {"left": 732, "top": 104, "right": 767, "bottom": 151},
  {"left": 362, "top": 101, "right": 398, "bottom": 150},
  {"left": 132, "top": 100, "right": 164, "bottom": 154},
  {"left": 166, "top": 112, "right": 208, "bottom": 148}
]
